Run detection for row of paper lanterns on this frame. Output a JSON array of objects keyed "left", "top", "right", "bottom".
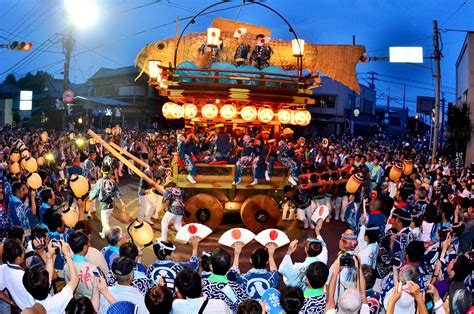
[
  {"left": 162, "top": 102, "right": 311, "bottom": 126},
  {"left": 346, "top": 159, "right": 413, "bottom": 193}
]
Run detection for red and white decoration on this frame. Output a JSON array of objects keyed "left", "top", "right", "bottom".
[
  {"left": 311, "top": 205, "right": 330, "bottom": 223},
  {"left": 175, "top": 223, "right": 212, "bottom": 243},
  {"left": 255, "top": 228, "right": 290, "bottom": 248},
  {"left": 218, "top": 228, "right": 255, "bottom": 247},
  {"left": 233, "top": 27, "right": 247, "bottom": 38}
]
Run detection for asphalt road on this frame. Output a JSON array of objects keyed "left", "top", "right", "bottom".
[{"left": 89, "top": 175, "right": 347, "bottom": 272}]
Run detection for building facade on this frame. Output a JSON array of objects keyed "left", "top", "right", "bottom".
[
  {"left": 307, "top": 76, "right": 377, "bottom": 136},
  {"left": 455, "top": 32, "right": 474, "bottom": 166}
]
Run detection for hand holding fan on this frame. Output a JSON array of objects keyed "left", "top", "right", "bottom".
[
  {"left": 218, "top": 228, "right": 255, "bottom": 248},
  {"left": 175, "top": 223, "right": 212, "bottom": 243},
  {"left": 311, "top": 205, "right": 329, "bottom": 223},
  {"left": 255, "top": 229, "right": 289, "bottom": 248}
]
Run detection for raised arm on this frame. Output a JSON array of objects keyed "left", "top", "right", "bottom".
[{"left": 265, "top": 243, "right": 278, "bottom": 272}]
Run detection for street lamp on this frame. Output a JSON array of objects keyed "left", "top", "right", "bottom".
[{"left": 65, "top": 0, "right": 99, "bottom": 28}]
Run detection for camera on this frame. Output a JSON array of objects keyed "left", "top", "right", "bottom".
[
  {"left": 51, "top": 239, "right": 61, "bottom": 255},
  {"left": 390, "top": 257, "right": 402, "bottom": 267},
  {"left": 32, "top": 237, "right": 45, "bottom": 250},
  {"left": 339, "top": 253, "right": 354, "bottom": 267}
]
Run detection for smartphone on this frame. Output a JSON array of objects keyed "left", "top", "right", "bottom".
[
  {"left": 96, "top": 267, "right": 105, "bottom": 278},
  {"left": 92, "top": 270, "right": 100, "bottom": 278}
]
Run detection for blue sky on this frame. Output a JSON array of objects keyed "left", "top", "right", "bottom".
[{"left": 1, "top": 0, "right": 473, "bottom": 115}]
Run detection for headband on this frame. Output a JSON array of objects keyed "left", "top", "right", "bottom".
[
  {"left": 365, "top": 226, "right": 380, "bottom": 231},
  {"left": 341, "top": 235, "right": 358, "bottom": 240},
  {"left": 306, "top": 238, "right": 323, "bottom": 244},
  {"left": 157, "top": 241, "right": 176, "bottom": 251}
]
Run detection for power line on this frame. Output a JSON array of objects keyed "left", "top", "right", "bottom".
[
  {"left": 440, "top": 1, "right": 467, "bottom": 27},
  {"left": 363, "top": 72, "right": 456, "bottom": 90},
  {"left": 0, "top": 1, "right": 22, "bottom": 18},
  {"left": 6, "top": 0, "right": 45, "bottom": 38},
  {"left": 7, "top": 2, "right": 255, "bottom": 78},
  {"left": 75, "top": 41, "right": 126, "bottom": 67}
]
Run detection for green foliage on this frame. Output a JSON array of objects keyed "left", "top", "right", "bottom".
[
  {"left": 16, "top": 71, "right": 54, "bottom": 93},
  {"left": 447, "top": 102, "right": 472, "bottom": 153},
  {"left": 3, "top": 73, "right": 17, "bottom": 85}
]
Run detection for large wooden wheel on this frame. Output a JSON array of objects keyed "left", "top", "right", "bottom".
[
  {"left": 184, "top": 194, "right": 223, "bottom": 230},
  {"left": 240, "top": 195, "right": 280, "bottom": 233}
]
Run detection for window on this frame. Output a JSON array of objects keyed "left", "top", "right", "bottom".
[
  {"left": 362, "top": 99, "right": 373, "bottom": 113},
  {"left": 314, "top": 95, "right": 336, "bottom": 108}
]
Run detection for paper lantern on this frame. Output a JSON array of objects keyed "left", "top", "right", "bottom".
[
  {"left": 105, "top": 128, "right": 111, "bottom": 134},
  {"left": 128, "top": 219, "right": 154, "bottom": 247},
  {"left": 22, "top": 157, "right": 38, "bottom": 173},
  {"left": 258, "top": 108, "right": 274, "bottom": 123},
  {"left": 41, "top": 131, "right": 48, "bottom": 143},
  {"left": 21, "top": 150, "right": 30, "bottom": 159},
  {"left": 68, "top": 174, "right": 90, "bottom": 198},
  {"left": 207, "top": 27, "right": 221, "bottom": 47},
  {"left": 112, "top": 126, "right": 122, "bottom": 136},
  {"left": 220, "top": 104, "right": 237, "bottom": 120},
  {"left": 403, "top": 159, "right": 413, "bottom": 176},
  {"left": 89, "top": 138, "right": 96, "bottom": 145},
  {"left": 37, "top": 157, "right": 45, "bottom": 166},
  {"left": 14, "top": 140, "right": 26, "bottom": 152},
  {"left": 26, "top": 173, "right": 42, "bottom": 190},
  {"left": 10, "top": 152, "right": 20, "bottom": 163},
  {"left": 278, "top": 109, "right": 292, "bottom": 124},
  {"left": 294, "top": 110, "right": 311, "bottom": 126},
  {"left": 45, "top": 153, "right": 55, "bottom": 162},
  {"left": 148, "top": 60, "right": 162, "bottom": 81},
  {"left": 291, "top": 39, "right": 305, "bottom": 56},
  {"left": 62, "top": 207, "right": 79, "bottom": 228},
  {"left": 170, "top": 104, "right": 183, "bottom": 119},
  {"left": 10, "top": 162, "right": 20, "bottom": 174},
  {"left": 240, "top": 106, "right": 257, "bottom": 122},
  {"left": 346, "top": 173, "right": 364, "bottom": 193},
  {"left": 162, "top": 102, "right": 176, "bottom": 119},
  {"left": 202, "top": 104, "right": 219, "bottom": 119},
  {"left": 69, "top": 133, "right": 75, "bottom": 140},
  {"left": 389, "top": 161, "right": 404, "bottom": 182},
  {"left": 183, "top": 103, "right": 198, "bottom": 119},
  {"left": 75, "top": 138, "right": 86, "bottom": 148}
]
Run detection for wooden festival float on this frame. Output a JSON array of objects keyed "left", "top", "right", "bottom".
[{"left": 127, "top": 2, "right": 366, "bottom": 232}]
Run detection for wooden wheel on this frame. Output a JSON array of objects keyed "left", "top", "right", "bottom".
[
  {"left": 184, "top": 194, "right": 223, "bottom": 230},
  {"left": 240, "top": 195, "right": 280, "bottom": 233}
]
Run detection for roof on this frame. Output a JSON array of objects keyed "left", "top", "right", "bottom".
[
  {"left": 73, "top": 96, "right": 137, "bottom": 108},
  {"left": 89, "top": 66, "right": 140, "bottom": 80},
  {"left": 0, "top": 83, "right": 19, "bottom": 94}
]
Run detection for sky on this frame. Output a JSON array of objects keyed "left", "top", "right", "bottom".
[{"left": 0, "top": 0, "right": 473, "bottom": 116}]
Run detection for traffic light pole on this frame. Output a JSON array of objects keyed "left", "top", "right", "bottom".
[
  {"left": 432, "top": 20, "right": 441, "bottom": 160},
  {"left": 62, "top": 27, "right": 74, "bottom": 129}
]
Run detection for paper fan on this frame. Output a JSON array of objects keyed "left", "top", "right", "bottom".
[
  {"left": 175, "top": 223, "right": 212, "bottom": 243},
  {"left": 218, "top": 228, "right": 255, "bottom": 247},
  {"left": 255, "top": 228, "right": 290, "bottom": 248},
  {"left": 311, "top": 205, "right": 329, "bottom": 223}
]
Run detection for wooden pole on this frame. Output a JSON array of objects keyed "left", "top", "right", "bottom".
[
  {"left": 87, "top": 130, "right": 164, "bottom": 194},
  {"left": 109, "top": 141, "right": 149, "bottom": 169}
]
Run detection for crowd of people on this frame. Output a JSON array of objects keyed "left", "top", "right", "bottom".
[{"left": 0, "top": 124, "right": 473, "bottom": 314}]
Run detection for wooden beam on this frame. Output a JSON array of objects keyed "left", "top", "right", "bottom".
[
  {"left": 109, "top": 141, "right": 149, "bottom": 169},
  {"left": 88, "top": 130, "right": 164, "bottom": 195}
]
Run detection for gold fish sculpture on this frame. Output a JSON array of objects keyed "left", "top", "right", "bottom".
[{"left": 135, "top": 18, "right": 366, "bottom": 93}]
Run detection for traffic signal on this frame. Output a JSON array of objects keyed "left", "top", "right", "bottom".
[{"left": 9, "top": 41, "right": 32, "bottom": 52}]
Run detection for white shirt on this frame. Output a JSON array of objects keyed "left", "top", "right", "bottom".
[
  {"left": 100, "top": 284, "right": 148, "bottom": 314},
  {"left": 86, "top": 247, "right": 109, "bottom": 274},
  {"left": 36, "top": 285, "right": 74, "bottom": 314},
  {"left": 326, "top": 303, "right": 370, "bottom": 314},
  {"left": 173, "top": 297, "right": 232, "bottom": 314},
  {"left": 383, "top": 287, "right": 416, "bottom": 314},
  {"left": 0, "top": 264, "right": 35, "bottom": 309},
  {"left": 278, "top": 236, "right": 328, "bottom": 288},
  {"left": 420, "top": 221, "right": 434, "bottom": 242}
]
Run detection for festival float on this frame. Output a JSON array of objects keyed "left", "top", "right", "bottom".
[{"left": 101, "top": 1, "right": 367, "bottom": 233}]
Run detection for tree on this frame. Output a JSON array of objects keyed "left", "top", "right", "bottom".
[
  {"left": 3, "top": 73, "right": 17, "bottom": 85},
  {"left": 17, "top": 71, "right": 54, "bottom": 92},
  {"left": 447, "top": 102, "right": 472, "bottom": 158}
]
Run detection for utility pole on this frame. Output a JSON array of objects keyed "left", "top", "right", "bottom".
[
  {"left": 386, "top": 95, "right": 390, "bottom": 111},
  {"left": 403, "top": 84, "right": 406, "bottom": 136},
  {"left": 440, "top": 95, "right": 446, "bottom": 150},
  {"left": 367, "top": 71, "right": 378, "bottom": 89},
  {"left": 62, "top": 27, "right": 74, "bottom": 129},
  {"left": 432, "top": 20, "right": 441, "bottom": 160}
]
